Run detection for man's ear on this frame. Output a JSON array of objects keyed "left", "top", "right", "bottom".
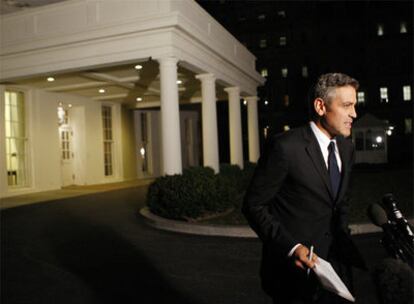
[{"left": 313, "top": 98, "right": 326, "bottom": 117}]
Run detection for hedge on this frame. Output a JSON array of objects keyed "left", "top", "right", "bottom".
[{"left": 146, "top": 163, "right": 256, "bottom": 221}]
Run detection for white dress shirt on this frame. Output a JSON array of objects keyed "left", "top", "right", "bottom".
[{"left": 309, "top": 121, "right": 342, "bottom": 172}]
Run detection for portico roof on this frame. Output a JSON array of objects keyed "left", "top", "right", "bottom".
[{"left": 0, "top": 0, "right": 265, "bottom": 105}]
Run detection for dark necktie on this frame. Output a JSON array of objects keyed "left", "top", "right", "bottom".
[{"left": 328, "top": 141, "right": 341, "bottom": 199}]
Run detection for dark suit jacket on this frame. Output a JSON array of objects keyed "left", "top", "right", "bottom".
[{"left": 243, "top": 124, "right": 364, "bottom": 300}]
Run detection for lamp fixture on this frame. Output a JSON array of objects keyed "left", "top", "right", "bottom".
[
  {"left": 99, "top": 89, "right": 106, "bottom": 93},
  {"left": 47, "top": 77, "right": 55, "bottom": 82},
  {"left": 135, "top": 64, "right": 143, "bottom": 70}
]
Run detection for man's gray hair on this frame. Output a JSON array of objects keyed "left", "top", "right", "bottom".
[{"left": 313, "top": 73, "right": 359, "bottom": 104}]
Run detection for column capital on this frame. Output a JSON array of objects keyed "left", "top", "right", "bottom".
[
  {"left": 156, "top": 56, "right": 179, "bottom": 66},
  {"left": 224, "top": 86, "right": 240, "bottom": 94},
  {"left": 195, "top": 73, "right": 215, "bottom": 82},
  {"left": 245, "top": 96, "right": 259, "bottom": 103}
]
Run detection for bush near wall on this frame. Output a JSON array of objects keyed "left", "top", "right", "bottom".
[{"left": 146, "top": 163, "right": 256, "bottom": 221}]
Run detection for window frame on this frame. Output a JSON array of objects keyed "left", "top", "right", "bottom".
[
  {"left": 4, "top": 89, "right": 30, "bottom": 188},
  {"left": 102, "top": 105, "right": 114, "bottom": 177}
]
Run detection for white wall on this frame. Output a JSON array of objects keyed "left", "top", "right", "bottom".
[{"left": 31, "top": 89, "right": 62, "bottom": 192}]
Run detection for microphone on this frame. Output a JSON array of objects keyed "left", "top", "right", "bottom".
[
  {"left": 367, "top": 203, "right": 389, "bottom": 227},
  {"left": 367, "top": 203, "right": 414, "bottom": 267},
  {"left": 382, "top": 193, "right": 414, "bottom": 242}
]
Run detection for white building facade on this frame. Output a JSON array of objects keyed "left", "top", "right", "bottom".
[{"left": 0, "top": 0, "right": 264, "bottom": 198}]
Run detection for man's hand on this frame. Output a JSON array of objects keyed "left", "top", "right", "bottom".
[{"left": 292, "top": 244, "right": 318, "bottom": 270}]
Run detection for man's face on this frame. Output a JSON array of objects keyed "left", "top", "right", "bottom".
[{"left": 320, "top": 85, "right": 357, "bottom": 138}]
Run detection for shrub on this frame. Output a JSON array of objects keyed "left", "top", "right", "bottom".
[
  {"left": 146, "top": 164, "right": 257, "bottom": 221},
  {"left": 219, "top": 162, "right": 257, "bottom": 206},
  {"left": 147, "top": 167, "right": 231, "bottom": 220}
]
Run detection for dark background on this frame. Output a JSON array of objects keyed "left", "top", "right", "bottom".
[{"left": 197, "top": 0, "right": 413, "bottom": 166}]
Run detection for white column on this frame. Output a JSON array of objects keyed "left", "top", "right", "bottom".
[
  {"left": 195, "top": 73, "right": 219, "bottom": 173},
  {"left": 245, "top": 96, "right": 260, "bottom": 163},
  {"left": 157, "top": 57, "right": 182, "bottom": 175},
  {"left": 224, "top": 87, "right": 244, "bottom": 169}
]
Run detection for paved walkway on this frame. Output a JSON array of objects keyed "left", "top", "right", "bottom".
[
  {"left": 1, "top": 185, "right": 387, "bottom": 304},
  {"left": 2, "top": 180, "right": 402, "bottom": 237},
  {"left": 0, "top": 179, "right": 154, "bottom": 210}
]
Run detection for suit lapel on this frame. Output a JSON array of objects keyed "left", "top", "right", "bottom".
[{"left": 303, "top": 126, "right": 334, "bottom": 203}]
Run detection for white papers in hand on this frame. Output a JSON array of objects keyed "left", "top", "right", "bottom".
[{"left": 313, "top": 257, "right": 356, "bottom": 302}]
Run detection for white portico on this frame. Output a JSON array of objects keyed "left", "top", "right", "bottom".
[{"left": 0, "top": 0, "right": 264, "bottom": 197}]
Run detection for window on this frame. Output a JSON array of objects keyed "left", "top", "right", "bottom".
[
  {"left": 259, "top": 39, "right": 267, "bottom": 48},
  {"left": 277, "top": 10, "right": 286, "bottom": 17},
  {"left": 400, "top": 22, "right": 407, "bottom": 33},
  {"left": 405, "top": 118, "right": 412, "bottom": 134},
  {"left": 380, "top": 87, "right": 388, "bottom": 103},
  {"left": 60, "top": 129, "right": 71, "bottom": 160},
  {"left": 258, "top": 14, "right": 266, "bottom": 20},
  {"left": 102, "top": 105, "right": 113, "bottom": 176},
  {"left": 5, "top": 90, "right": 27, "bottom": 187},
  {"left": 357, "top": 92, "right": 365, "bottom": 105},
  {"left": 302, "top": 66, "right": 308, "bottom": 78},
  {"left": 260, "top": 68, "right": 268, "bottom": 77},
  {"left": 283, "top": 95, "right": 289, "bottom": 107},
  {"left": 279, "top": 36, "right": 287, "bottom": 46},
  {"left": 281, "top": 68, "right": 288, "bottom": 78},
  {"left": 403, "top": 85, "right": 411, "bottom": 101},
  {"left": 377, "top": 24, "right": 384, "bottom": 36}
]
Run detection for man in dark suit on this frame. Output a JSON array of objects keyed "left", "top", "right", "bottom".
[{"left": 243, "top": 73, "right": 365, "bottom": 304}]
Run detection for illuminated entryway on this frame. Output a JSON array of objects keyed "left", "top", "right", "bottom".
[
  {"left": 58, "top": 104, "right": 75, "bottom": 186},
  {"left": 0, "top": 0, "right": 264, "bottom": 198}
]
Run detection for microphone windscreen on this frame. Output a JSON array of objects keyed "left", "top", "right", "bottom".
[{"left": 367, "top": 203, "right": 388, "bottom": 227}]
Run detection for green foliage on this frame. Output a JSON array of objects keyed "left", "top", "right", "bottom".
[{"left": 147, "top": 163, "right": 257, "bottom": 221}]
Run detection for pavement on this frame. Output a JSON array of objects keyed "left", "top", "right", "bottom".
[
  {"left": 0, "top": 179, "right": 154, "bottom": 210},
  {"left": 1, "top": 183, "right": 390, "bottom": 304}
]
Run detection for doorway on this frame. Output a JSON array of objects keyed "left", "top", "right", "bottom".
[{"left": 58, "top": 105, "right": 75, "bottom": 186}]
